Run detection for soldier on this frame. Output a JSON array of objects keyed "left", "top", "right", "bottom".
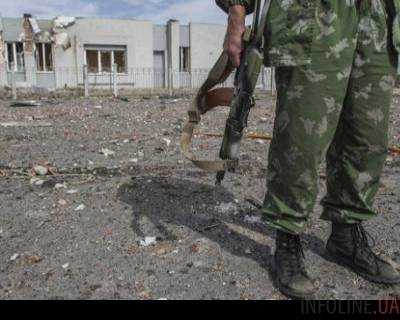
[{"left": 218, "top": 0, "right": 400, "bottom": 298}]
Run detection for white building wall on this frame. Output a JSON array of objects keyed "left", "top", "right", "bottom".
[
  {"left": 189, "top": 23, "right": 226, "bottom": 70},
  {"left": 55, "top": 18, "right": 153, "bottom": 89},
  {"left": 167, "top": 20, "right": 180, "bottom": 89},
  {"left": 0, "top": 18, "right": 6, "bottom": 87}
]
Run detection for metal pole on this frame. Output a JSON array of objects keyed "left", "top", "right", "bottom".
[
  {"left": 83, "top": 64, "right": 89, "bottom": 97},
  {"left": 11, "top": 62, "right": 17, "bottom": 100},
  {"left": 112, "top": 63, "right": 118, "bottom": 97}
]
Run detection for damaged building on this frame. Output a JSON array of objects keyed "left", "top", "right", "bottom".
[{"left": 0, "top": 14, "right": 229, "bottom": 90}]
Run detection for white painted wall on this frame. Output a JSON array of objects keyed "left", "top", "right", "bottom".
[
  {"left": 54, "top": 18, "right": 153, "bottom": 88},
  {"left": 189, "top": 23, "right": 226, "bottom": 71}
]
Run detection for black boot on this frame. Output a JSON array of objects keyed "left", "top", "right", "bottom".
[
  {"left": 327, "top": 223, "right": 400, "bottom": 284},
  {"left": 274, "top": 230, "right": 318, "bottom": 299}
]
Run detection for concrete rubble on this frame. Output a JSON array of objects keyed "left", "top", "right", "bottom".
[{"left": 0, "top": 92, "right": 399, "bottom": 299}]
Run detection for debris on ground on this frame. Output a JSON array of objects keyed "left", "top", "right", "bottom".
[
  {"left": 101, "top": 148, "right": 115, "bottom": 158},
  {"left": 139, "top": 237, "right": 157, "bottom": 247},
  {"left": 74, "top": 204, "right": 86, "bottom": 211},
  {"left": 54, "top": 183, "right": 67, "bottom": 189},
  {"left": 0, "top": 121, "right": 52, "bottom": 128},
  {"left": 25, "top": 255, "right": 43, "bottom": 264},
  {"left": 244, "top": 215, "right": 262, "bottom": 224},
  {"left": 58, "top": 199, "right": 67, "bottom": 206},
  {"left": 33, "top": 165, "right": 49, "bottom": 176},
  {"left": 30, "top": 177, "right": 45, "bottom": 186},
  {"left": 0, "top": 93, "right": 399, "bottom": 300},
  {"left": 9, "top": 100, "right": 42, "bottom": 107},
  {"left": 162, "top": 138, "right": 171, "bottom": 147},
  {"left": 215, "top": 202, "right": 238, "bottom": 214},
  {"left": 10, "top": 254, "right": 20, "bottom": 261}
]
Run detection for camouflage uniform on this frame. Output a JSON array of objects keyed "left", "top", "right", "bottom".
[{"left": 218, "top": 0, "right": 400, "bottom": 234}]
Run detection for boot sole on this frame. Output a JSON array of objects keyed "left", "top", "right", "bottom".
[{"left": 326, "top": 246, "right": 400, "bottom": 285}]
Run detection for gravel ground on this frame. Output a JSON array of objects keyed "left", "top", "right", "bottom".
[{"left": 0, "top": 91, "right": 400, "bottom": 300}]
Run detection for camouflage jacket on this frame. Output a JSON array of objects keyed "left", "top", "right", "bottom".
[{"left": 216, "top": 0, "right": 400, "bottom": 68}]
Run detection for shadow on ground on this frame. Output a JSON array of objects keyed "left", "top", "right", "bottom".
[{"left": 117, "top": 176, "right": 278, "bottom": 274}]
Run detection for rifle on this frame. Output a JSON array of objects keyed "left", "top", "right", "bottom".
[{"left": 180, "top": 0, "right": 271, "bottom": 182}]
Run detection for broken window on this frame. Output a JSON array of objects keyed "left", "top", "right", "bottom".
[
  {"left": 35, "top": 43, "right": 53, "bottom": 72},
  {"left": 85, "top": 45, "right": 127, "bottom": 74},
  {"left": 6, "top": 42, "right": 25, "bottom": 72},
  {"left": 86, "top": 50, "right": 99, "bottom": 73},
  {"left": 114, "top": 50, "right": 126, "bottom": 73},
  {"left": 179, "top": 47, "right": 190, "bottom": 72},
  {"left": 100, "top": 51, "right": 112, "bottom": 73}
]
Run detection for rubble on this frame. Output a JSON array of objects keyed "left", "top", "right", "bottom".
[
  {"left": 139, "top": 237, "right": 157, "bottom": 247},
  {"left": 10, "top": 254, "right": 19, "bottom": 261},
  {"left": 30, "top": 177, "right": 45, "bottom": 186},
  {"left": 55, "top": 183, "right": 67, "bottom": 189},
  {"left": 9, "top": 100, "right": 42, "bottom": 107},
  {"left": 215, "top": 202, "right": 238, "bottom": 214},
  {"left": 53, "top": 16, "right": 76, "bottom": 29},
  {"left": 0, "top": 94, "right": 399, "bottom": 300},
  {"left": 243, "top": 215, "right": 262, "bottom": 224},
  {"left": 52, "top": 16, "right": 76, "bottom": 50},
  {"left": 0, "top": 121, "right": 52, "bottom": 128},
  {"left": 33, "top": 165, "right": 49, "bottom": 176},
  {"left": 28, "top": 18, "right": 41, "bottom": 34},
  {"left": 101, "top": 148, "right": 115, "bottom": 158},
  {"left": 75, "top": 204, "right": 86, "bottom": 211},
  {"left": 58, "top": 199, "right": 67, "bottom": 206}
]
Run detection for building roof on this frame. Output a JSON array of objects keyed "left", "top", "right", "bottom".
[{"left": 1, "top": 17, "right": 52, "bottom": 41}]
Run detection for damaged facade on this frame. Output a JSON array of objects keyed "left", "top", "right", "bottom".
[{"left": 0, "top": 14, "right": 228, "bottom": 90}]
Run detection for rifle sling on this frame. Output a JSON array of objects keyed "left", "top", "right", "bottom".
[{"left": 180, "top": 0, "right": 271, "bottom": 172}]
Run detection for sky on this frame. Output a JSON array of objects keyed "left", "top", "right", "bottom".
[{"left": 0, "top": 0, "right": 229, "bottom": 25}]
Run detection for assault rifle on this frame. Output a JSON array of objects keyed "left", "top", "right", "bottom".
[{"left": 180, "top": 0, "right": 271, "bottom": 184}]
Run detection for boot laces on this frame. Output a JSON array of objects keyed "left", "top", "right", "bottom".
[
  {"left": 351, "top": 224, "right": 379, "bottom": 270},
  {"left": 279, "top": 234, "right": 305, "bottom": 277}
]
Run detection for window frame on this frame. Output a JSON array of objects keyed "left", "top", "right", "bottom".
[
  {"left": 84, "top": 45, "right": 128, "bottom": 75},
  {"left": 5, "top": 42, "right": 25, "bottom": 72},
  {"left": 35, "top": 42, "right": 54, "bottom": 73},
  {"left": 179, "top": 46, "right": 190, "bottom": 73}
]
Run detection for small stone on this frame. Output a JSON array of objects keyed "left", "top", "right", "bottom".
[
  {"left": 54, "top": 183, "right": 67, "bottom": 189},
  {"left": 58, "top": 199, "right": 67, "bottom": 206},
  {"left": 215, "top": 202, "right": 237, "bottom": 214},
  {"left": 33, "top": 165, "right": 48, "bottom": 176},
  {"left": 10, "top": 253, "right": 19, "bottom": 261},
  {"left": 101, "top": 148, "right": 115, "bottom": 157},
  {"left": 75, "top": 204, "right": 85, "bottom": 211},
  {"left": 244, "top": 215, "right": 262, "bottom": 224},
  {"left": 139, "top": 237, "right": 157, "bottom": 247},
  {"left": 162, "top": 138, "right": 171, "bottom": 147},
  {"left": 30, "top": 178, "right": 44, "bottom": 186},
  {"left": 26, "top": 255, "right": 42, "bottom": 264},
  {"left": 66, "top": 189, "right": 78, "bottom": 194},
  {"left": 62, "top": 263, "right": 69, "bottom": 269}
]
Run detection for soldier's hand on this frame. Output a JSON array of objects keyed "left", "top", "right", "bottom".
[{"left": 224, "top": 5, "right": 246, "bottom": 68}]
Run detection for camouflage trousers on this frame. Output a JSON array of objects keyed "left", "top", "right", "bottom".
[{"left": 262, "top": 0, "right": 397, "bottom": 234}]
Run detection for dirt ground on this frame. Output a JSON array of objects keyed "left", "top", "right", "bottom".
[{"left": 0, "top": 91, "right": 400, "bottom": 300}]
